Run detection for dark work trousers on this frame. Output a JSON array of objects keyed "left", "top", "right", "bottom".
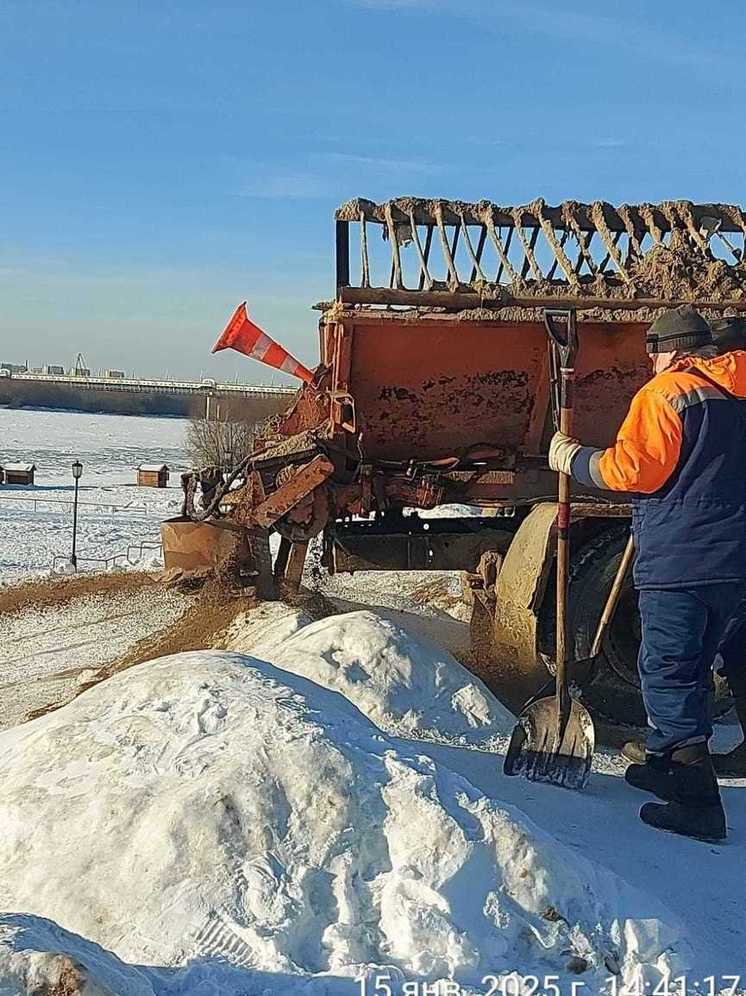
[
  {"left": 638, "top": 584, "right": 745, "bottom": 754},
  {"left": 717, "top": 596, "right": 746, "bottom": 698}
]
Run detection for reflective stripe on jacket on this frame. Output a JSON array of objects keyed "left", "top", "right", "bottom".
[{"left": 571, "top": 350, "right": 746, "bottom": 588}]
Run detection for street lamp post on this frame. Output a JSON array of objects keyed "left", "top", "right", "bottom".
[{"left": 71, "top": 460, "right": 83, "bottom": 569}]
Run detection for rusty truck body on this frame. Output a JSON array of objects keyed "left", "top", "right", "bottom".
[{"left": 181, "top": 197, "right": 746, "bottom": 730}]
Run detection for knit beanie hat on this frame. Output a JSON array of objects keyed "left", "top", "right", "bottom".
[
  {"left": 710, "top": 317, "right": 746, "bottom": 352},
  {"left": 646, "top": 305, "right": 712, "bottom": 354}
]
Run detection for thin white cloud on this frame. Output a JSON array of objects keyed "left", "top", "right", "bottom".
[
  {"left": 490, "top": 1, "right": 719, "bottom": 71},
  {"left": 354, "top": 0, "right": 436, "bottom": 7},
  {"left": 238, "top": 152, "right": 443, "bottom": 201},
  {"left": 347, "top": 0, "right": 731, "bottom": 72},
  {"left": 322, "top": 152, "right": 442, "bottom": 174},
  {"left": 238, "top": 173, "right": 332, "bottom": 199},
  {"left": 591, "top": 137, "right": 627, "bottom": 150}
]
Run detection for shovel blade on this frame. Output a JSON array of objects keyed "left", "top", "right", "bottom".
[{"left": 503, "top": 695, "right": 595, "bottom": 790}]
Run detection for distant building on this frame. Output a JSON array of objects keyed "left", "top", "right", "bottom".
[
  {"left": 106, "top": 369, "right": 125, "bottom": 379},
  {"left": 1, "top": 362, "right": 27, "bottom": 374},
  {"left": 70, "top": 367, "right": 91, "bottom": 378},
  {"left": 42, "top": 364, "right": 64, "bottom": 376},
  {"left": 137, "top": 464, "right": 169, "bottom": 488},
  {"left": 4, "top": 463, "right": 36, "bottom": 486}
]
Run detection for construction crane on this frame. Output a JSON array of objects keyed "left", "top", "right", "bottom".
[{"left": 73, "top": 353, "right": 91, "bottom": 378}]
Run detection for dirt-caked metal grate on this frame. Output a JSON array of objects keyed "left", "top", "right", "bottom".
[{"left": 334, "top": 197, "right": 746, "bottom": 313}]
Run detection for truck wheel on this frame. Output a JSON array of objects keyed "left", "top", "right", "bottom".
[
  {"left": 550, "top": 527, "right": 730, "bottom": 729},
  {"left": 566, "top": 528, "right": 647, "bottom": 727}
]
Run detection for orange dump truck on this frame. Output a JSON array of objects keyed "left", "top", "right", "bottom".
[{"left": 181, "top": 197, "right": 746, "bottom": 731}]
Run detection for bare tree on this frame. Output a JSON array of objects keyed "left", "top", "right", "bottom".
[{"left": 186, "top": 416, "right": 256, "bottom": 471}]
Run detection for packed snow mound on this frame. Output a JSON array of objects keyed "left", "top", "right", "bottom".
[
  {"left": 221, "top": 601, "right": 313, "bottom": 658},
  {"left": 0, "top": 650, "right": 692, "bottom": 992},
  {"left": 0, "top": 914, "right": 354, "bottom": 995},
  {"left": 0, "top": 916, "right": 126, "bottom": 996},
  {"left": 228, "top": 607, "right": 513, "bottom": 746}
]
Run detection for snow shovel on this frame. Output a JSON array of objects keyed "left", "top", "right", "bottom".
[{"left": 504, "top": 309, "right": 595, "bottom": 790}]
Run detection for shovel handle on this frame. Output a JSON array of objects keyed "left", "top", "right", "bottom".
[
  {"left": 545, "top": 309, "right": 577, "bottom": 725},
  {"left": 589, "top": 533, "right": 636, "bottom": 658},
  {"left": 555, "top": 374, "right": 574, "bottom": 718},
  {"left": 546, "top": 310, "right": 578, "bottom": 432},
  {"left": 544, "top": 309, "right": 579, "bottom": 369}
]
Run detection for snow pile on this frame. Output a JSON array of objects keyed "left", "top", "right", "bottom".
[
  {"left": 0, "top": 650, "right": 693, "bottom": 993},
  {"left": 225, "top": 607, "right": 512, "bottom": 746},
  {"left": 0, "top": 916, "right": 368, "bottom": 996},
  {"left": 221, "top": 601, "right": 313, "bottom": 658},
  {"left": 0, "top": 914, "right": 364, "bottom": 996}
]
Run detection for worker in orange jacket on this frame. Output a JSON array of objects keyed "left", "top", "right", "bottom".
[
  {"left": 549, "top": 305, "right": 746, "bottom": 842},
  {"left": 706, "top": 316, "right": 746, "bottom": 777},
  {"left": 622, "top": 314, "right": 746, "bottom": 778}
]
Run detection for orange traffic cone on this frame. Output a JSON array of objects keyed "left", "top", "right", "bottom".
[{"left": 212, "top": 302, "right": 313, "bottom": 384}]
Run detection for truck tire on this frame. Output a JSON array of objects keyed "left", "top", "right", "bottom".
[
  {"left": 566, "top": 527, "right": 647, "bottom": 727},
  {"left": 544, "top": 526, "right": 730, "bottom": 729}
]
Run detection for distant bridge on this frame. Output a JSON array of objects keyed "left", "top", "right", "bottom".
[{"left": 0, "top": 372, "right": 298, "bottom": 418}]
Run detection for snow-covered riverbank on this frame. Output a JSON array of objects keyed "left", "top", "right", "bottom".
[{"left": 0, "top": 408, "right": 188, "bottom": 582}]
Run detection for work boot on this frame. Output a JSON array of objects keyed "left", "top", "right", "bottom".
[
  {"left": 713, "top": 742, "right": 746, "bottom": 777},
  {"left": 622, "top": 740, "right": 646, "bottom": 764},
  {"left": 639, "top": 744, "right": 726, "bottom": 842},
  {"left": 624, "top": 749, "right": 675, "bottom": 801},
  {"left": 712, "top": 695, "right": 746, "bottom": 777}
]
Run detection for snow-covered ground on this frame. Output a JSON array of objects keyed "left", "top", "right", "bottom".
[
  {"left": 213, "top": 602, "right": 746, "bottom": 992},
  {"left": 0, "top": 649, "right": 702, "bottom": 994},
  {"left": 1, "top": 602, "right": 746, "bottom": 994},
  {"left": 0, "top": 409, "right": 188, "bottom": 582},
  {"left": 0, "top": 584, "right": 189, "bottom": 730}
]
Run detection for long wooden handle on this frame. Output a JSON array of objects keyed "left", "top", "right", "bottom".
[
  {"left": 555, "top": 367, "right": 575, "bottom": 720},
  {"left": 589, "top": 533, "right": 636, "bottom": 658}
]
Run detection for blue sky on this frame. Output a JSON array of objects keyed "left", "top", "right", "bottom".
[{"left": 1, "top": 0, "right": 744, "bottom": 381}]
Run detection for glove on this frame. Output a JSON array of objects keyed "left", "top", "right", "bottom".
[{"left": 549, "top": 431, "right": 582, "bottom": 476}]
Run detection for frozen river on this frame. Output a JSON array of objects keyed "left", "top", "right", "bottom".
[{"left": 0, "top": 408, "right": 190, "bottom": 582}]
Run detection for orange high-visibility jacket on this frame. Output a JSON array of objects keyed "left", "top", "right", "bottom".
[{"left": 571, "top": 351, "right": 746, "bottom": 588}]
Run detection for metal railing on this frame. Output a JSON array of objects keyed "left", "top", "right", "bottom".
[
  {"left": 0, "top": 494, "right": 166, "bottom": 515},
  {"left": 10, "top": 372, "right": 296, "bottom": 396},
  {"left": 51, "top": 540, "right": 163, "bottom": 573}
]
